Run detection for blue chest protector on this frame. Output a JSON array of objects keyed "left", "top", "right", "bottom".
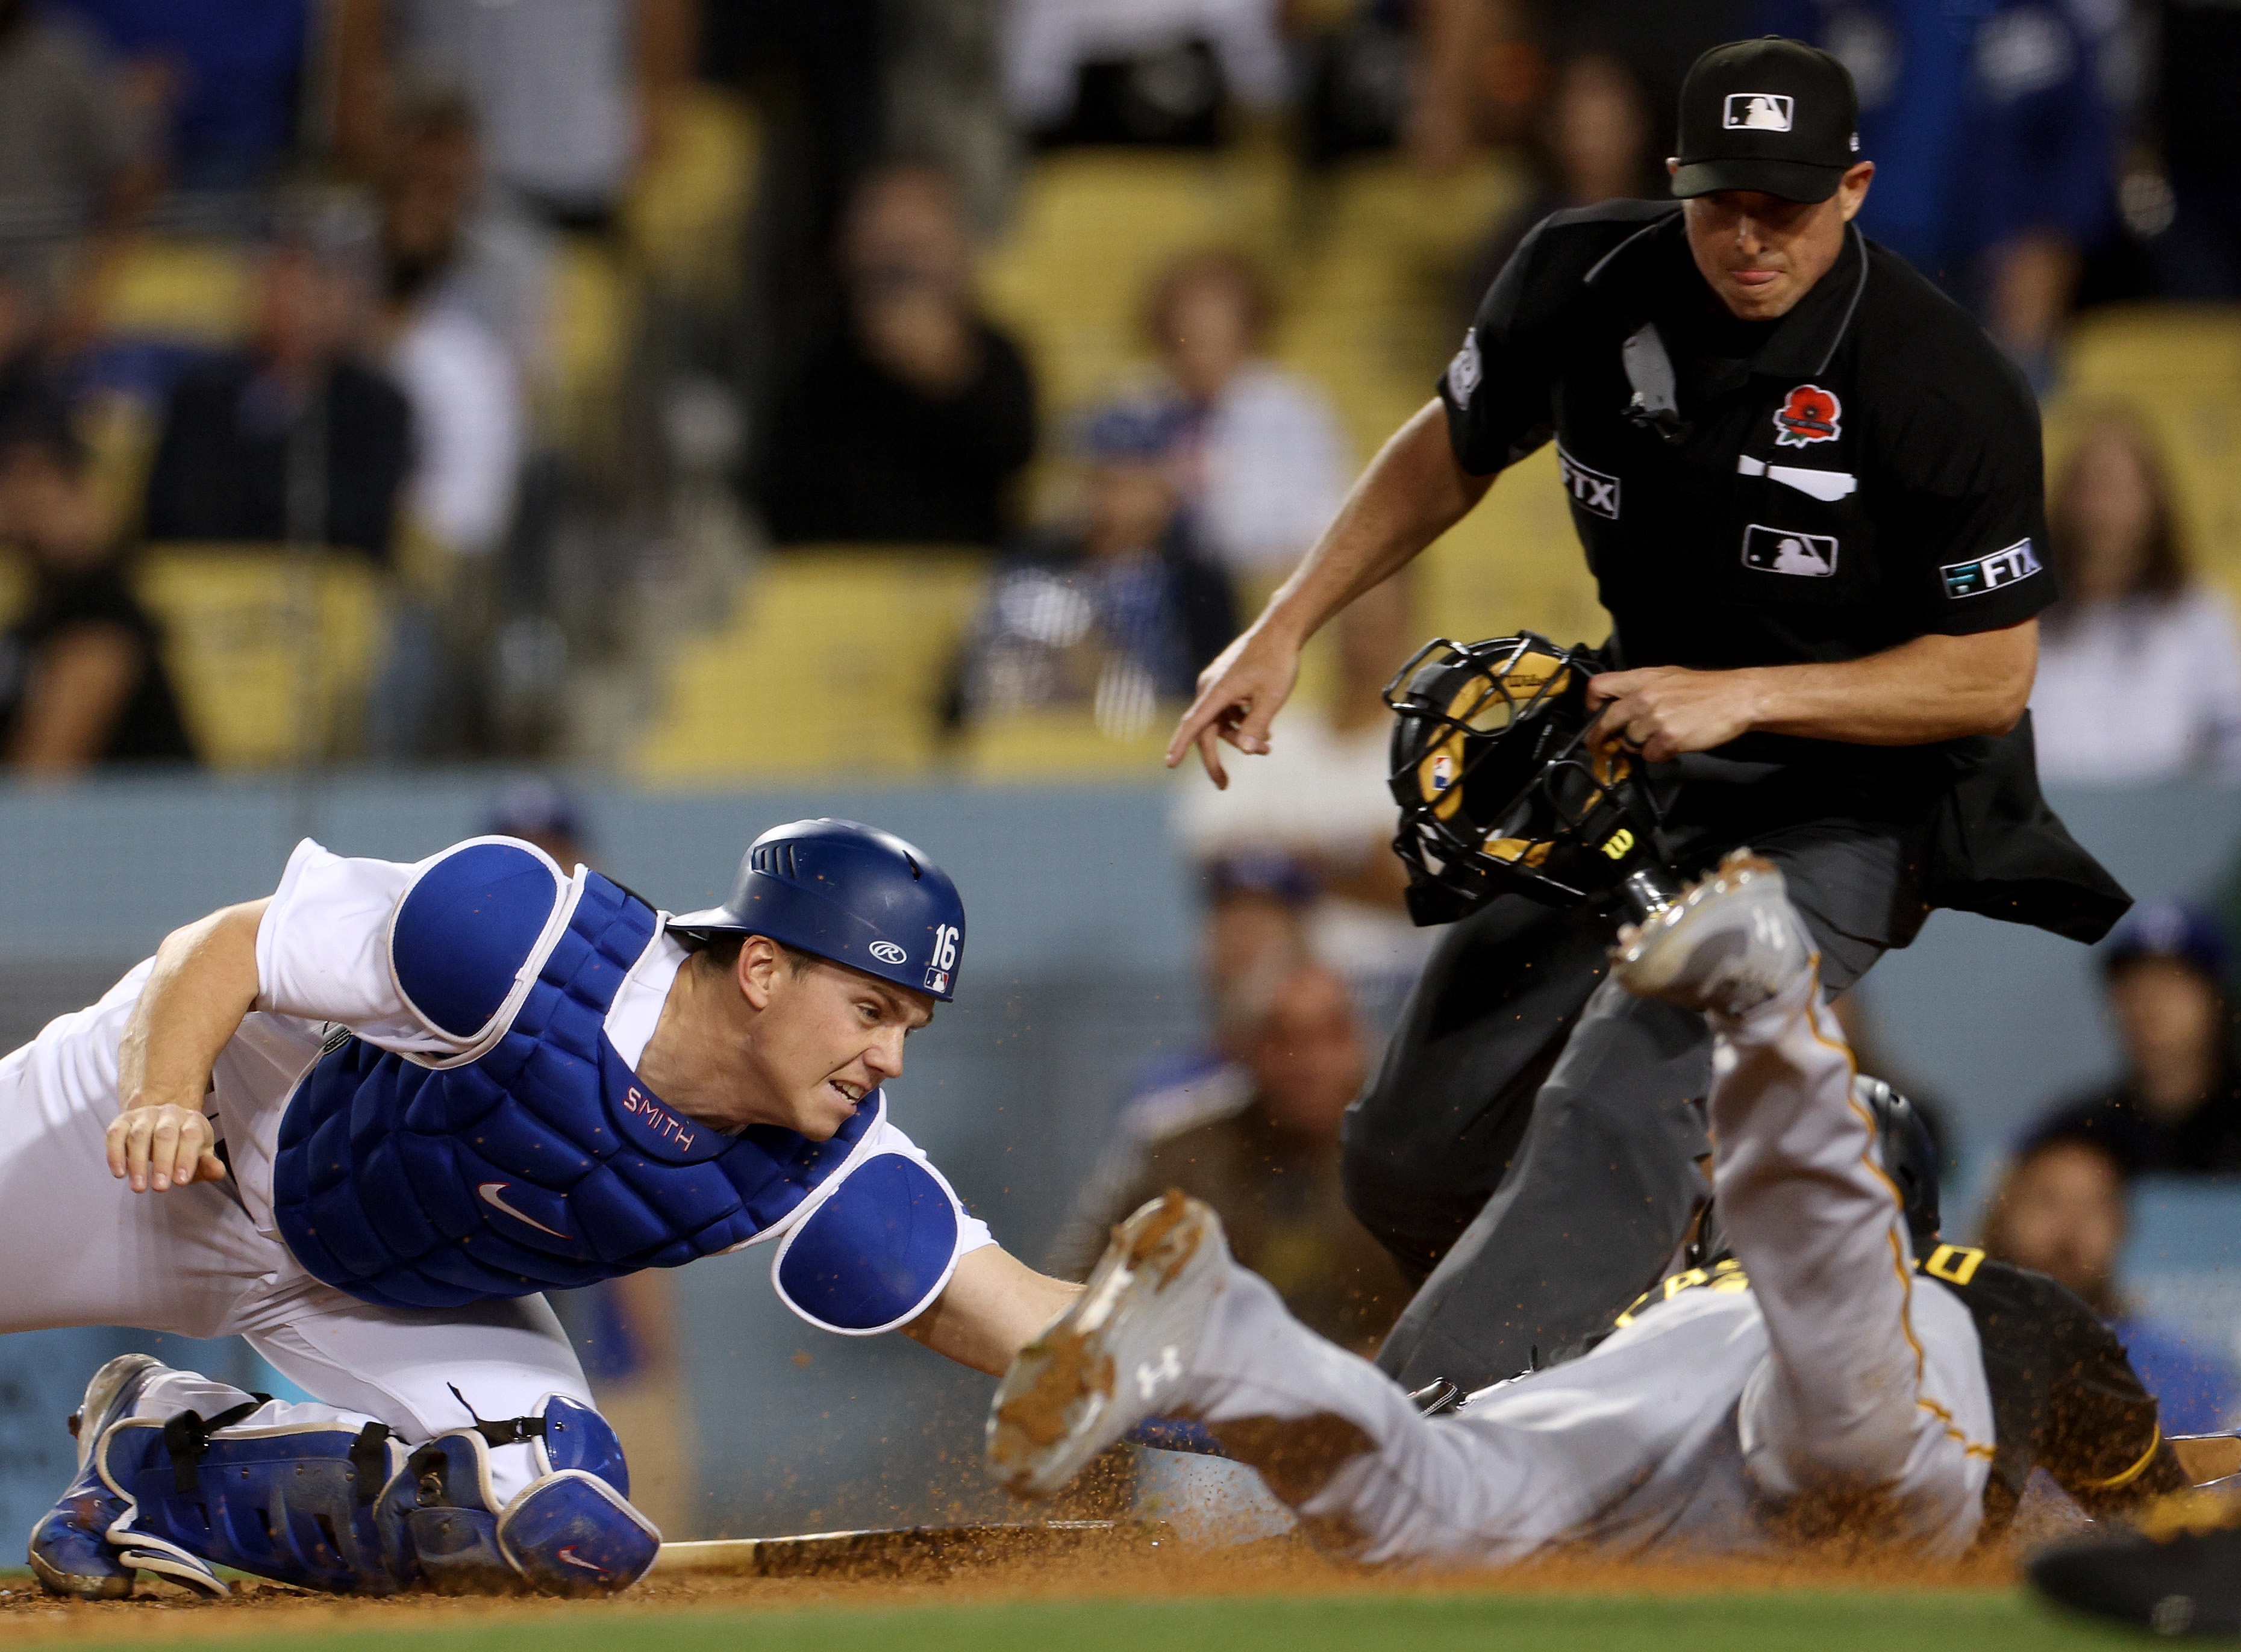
[{"left": 270, "top": 840, "right": 965, "bottom": 1332}]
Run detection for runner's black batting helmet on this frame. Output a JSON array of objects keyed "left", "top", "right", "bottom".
[
  {"left": 1856, "top": 1075, "right": 1941, "bottom": 1255},
  {"left": 1384, "top": 634, "right": 1674, "bottom": 925}
]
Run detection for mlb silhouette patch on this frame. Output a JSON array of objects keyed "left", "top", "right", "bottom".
[
  {"left": 1773, "top": 384, "right": 1841, "bottom": 447},
  {"left": 1743, "top": 523, "right": 1838, "bottom": 576},
  {"left": 1724, "top": 93, "right": 1794, "bottom": 131}
]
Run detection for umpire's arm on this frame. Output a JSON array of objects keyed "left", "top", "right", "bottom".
[
  {"left": 110, "top": 899, "right": 269, "bottom": 1194},
  {"left": 1166, "top": 399, "right": 1490, "bottom": 787},
  {"left": 1584, "top": 621, "right": 2038, "bottom": 765}
]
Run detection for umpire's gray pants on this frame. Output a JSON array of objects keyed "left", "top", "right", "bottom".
[{"left": 1346, "top": 813, "right": 1927, "bottom": 1392}]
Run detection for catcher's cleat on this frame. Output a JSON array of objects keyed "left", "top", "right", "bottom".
[
  {"left": 28, "top": 1354, "right": 164, "bottom": 1599},
  {"left": 988, "top": 1191, "right": 1230, "bottom": 1501},
  {"left": 1610, "top": 849, "right": 1811, "bottom": 1018},
  {"left": 2030, "top": 1513, "right": 2241, "bottom": 1638}
]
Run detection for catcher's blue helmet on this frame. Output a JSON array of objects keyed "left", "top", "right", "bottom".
[{"left": 667, "top": 818, "right": 966, "bottom": 1001}]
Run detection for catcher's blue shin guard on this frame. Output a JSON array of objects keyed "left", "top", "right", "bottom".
[
  {"left": 26, "top": 1354, "right": 164, "bottom": 1599},
  {"left": 372, "top": 1394, "right": 659, "bottom": 1597},
  {"left": 93, "top": 1404, "right": 411, "bottom": 1595}
]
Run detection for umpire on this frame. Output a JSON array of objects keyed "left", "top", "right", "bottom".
[{"left": 1165, "top": 37, "right": 2130, "bottom": 1392}]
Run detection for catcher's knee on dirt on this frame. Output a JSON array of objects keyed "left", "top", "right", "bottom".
[{"left": 74, "top": 1394, "right": 658, "bottom": 1597}]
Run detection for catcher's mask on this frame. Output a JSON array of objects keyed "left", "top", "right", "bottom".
[{"left": 1384, "top": 633, "right": 1676, "bottom": 925}]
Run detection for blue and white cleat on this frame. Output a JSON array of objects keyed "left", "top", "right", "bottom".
[
  {"left": 987, "top": 1191, "right": 1229, "bottom": 1500},
  {"left": 1611, "top": 849, "right": 1813, "bottom": 1018},
  {"left": 27, "top": 1354, "right": 164, "bottom": 1599}
]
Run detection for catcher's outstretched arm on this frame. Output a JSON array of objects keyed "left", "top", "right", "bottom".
[{"left": 902, "top": 1246, "right": 1081, "bottom": 1376}]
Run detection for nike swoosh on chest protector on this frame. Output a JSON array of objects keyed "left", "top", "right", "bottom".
[{"left": 477, "top": 1181, "right": 571, "bottom": 1239}]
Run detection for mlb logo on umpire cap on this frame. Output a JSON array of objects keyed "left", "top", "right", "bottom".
[{"left": 1724, "top": 93, "right": 1793, "bottom": 131}]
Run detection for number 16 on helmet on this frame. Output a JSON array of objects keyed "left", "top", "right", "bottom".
[{"left": 667, "top": 818, "right": 967, "bottom": 1001}]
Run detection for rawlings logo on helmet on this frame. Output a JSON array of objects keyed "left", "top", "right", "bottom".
[{"left": 869, "top": 941, "right": 908, "bottom": 965}]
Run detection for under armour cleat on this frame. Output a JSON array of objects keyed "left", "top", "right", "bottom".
[
  {"left": 28, "top": 1354, "right": 165, "bottom": 1599},
  {"left": 988, "top": 1191, "right": 1230, "bottom": 1501},
  {"left": 1611, "top": 849, "right": 1811, "bottom": 1018}
]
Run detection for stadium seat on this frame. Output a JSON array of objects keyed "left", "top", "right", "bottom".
[
  {"left": 624, "top": 86, "right": 759, "bottom": 305},
  {"left": 636, "top": 547, "right": 988, "bottom": 782},
  {"left": 979, "top": 147, "right": 1291, "bottom": 419},
  {"left": 133, "top": 544, "right": 389, "bottom": 768},
  {"left": 92, "top": 237, "right": 255, "bottom": 346},
  {"left": 955, "top": 706, "right": 1175, "bottom": 782}
]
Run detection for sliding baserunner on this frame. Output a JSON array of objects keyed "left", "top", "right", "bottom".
[
  {"left": 991, "top": 853, "right": 2180, "bottom": 1559},
  {"left": 18, "top": 817, "right": 1075, "bottom": 1598}
]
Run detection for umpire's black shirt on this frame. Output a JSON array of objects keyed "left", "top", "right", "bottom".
[{"left": 1439, "top": 199, "right": 2127, "bottom": 941}]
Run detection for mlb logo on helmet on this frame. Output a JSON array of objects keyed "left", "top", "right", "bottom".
[
  {"left": 1773, "top": 384, "right": 1840, "bottom": 447},
  {"left": 925, "top": 967, "right": 950, "bottom": 994},
  {"left": 1431, "top": 752, "right": 1455, "bottom": 793},
  {"left": 1724, "top": 92, "right": 1793, "bottom": 131}
]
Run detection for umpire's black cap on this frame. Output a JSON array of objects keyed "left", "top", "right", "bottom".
[{"left": 1671, "top": 37, "right": 1861, "bottom": 204}]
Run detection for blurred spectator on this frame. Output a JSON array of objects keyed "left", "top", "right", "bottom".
[
  {"left": 1174, "top": 571, "right": 1433, "bottom": 1033},
  {"left": 335, "top": 0, "right": 694, "bottom": 232},
  {"left": 0, "top": 257, "right": 73, "bottom": 440},
  {"left": 2029, "top": 411, "right": 2241, "bottom": 784},
  {"left": 759, "top": 163, "right": 1035, "bottom": 549},
  {"left": 1005, "top": 0, "right": 1286, "bottom": 148},
  {"left": 380, "top": 92, "right": 525, "bottom": 561},
  {"left": 0, "top": 0, "right": 149, "bottom": 234},
  {"left": 1147, "top": 249, "right": 1349, "bottom": 583},
  {"left": 2143, "top": 0, "right": 2241, "bottom": 299},
  {"left": 2025, "top": 902, "right": 2241, "bottom": 1175},
  {"left": 1052, "top": 852, "right": 1316, "bottom": 1271},
  {"left": 0, "top": 419, "right": 192, "bottom": 772},
  {"left": 1458, "top": 50, "right": 1658, "bottom": 323},
  {"left": 957, "top": 400, "right": 1234, "bottom": 736},
  {"left": 48, "top": 0, "right": 305, "bottom": 190},
  {"left": 375, "top": 85, "right": 554, "bottom": 389},
  {"left": 1981, "top": 1132, "right": 2238, "bottom": 1434},
  {"left": 486, "top": 774, "right": 591, "bottom": 870},
  {"left": 1058, "top": 962, "right": 1408, "bottom": 1351},
  {"left": 1760, "top": 0, "right": 2120, "bottom": 381},
  {"left": 142, "top": 237, "right": 413, "bottom": 563}
]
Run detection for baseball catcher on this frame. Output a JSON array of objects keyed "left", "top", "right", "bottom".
[{"left": 16, "top": 818, "right": 1078, "bottom": 1598}]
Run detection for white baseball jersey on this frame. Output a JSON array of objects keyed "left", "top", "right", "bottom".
[{"left": 0, "top": 838, "right": 990, "bottom": 1500}]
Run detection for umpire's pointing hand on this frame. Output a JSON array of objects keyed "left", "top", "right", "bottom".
[
  {"left": 1165, "top": 623, "right": 1304, "bottom": 790},
  {"left": 1587, "top": 665, "right": 1767, "bottom": 765}
]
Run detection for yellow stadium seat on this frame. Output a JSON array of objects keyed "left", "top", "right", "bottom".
[
  {"left": 542, "top": 235, "right": 635, "bottom": 457},
  {"left": 636, "top": 546, "right": 989, "bottom": 783},
  {"left": 955, "top": 705, "right": 1175, "bottom": 782},
  {"left": 980, "top": 147, "right": 1292, "bottom": 418},
  {"left": 625, "top": 86, "right": 759, "bottom": 304},
  {"left": 133, "top": 545, "right": 389, "bottom": 768},
  {"left": 93, "top": 237, "right": 255, "bottom": 344}
]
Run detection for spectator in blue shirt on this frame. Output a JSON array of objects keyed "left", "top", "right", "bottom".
[
  {"left": 1755, "top": 1, "right": 2120, "bottom": 385},
  {"left": 1981, "top": 1130, "right": 2238, "bottom": 1435}
]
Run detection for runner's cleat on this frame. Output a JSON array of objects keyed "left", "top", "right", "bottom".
[
  {"left": 27, "top": 1354, "right": 165, "bottom": 1599},
  {"left": 1611, "top": 849, "right": 1811, "bottom": 1018},
  {"left": 987, "top": 1191, "right": 1230, "bottom": 1500}
]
